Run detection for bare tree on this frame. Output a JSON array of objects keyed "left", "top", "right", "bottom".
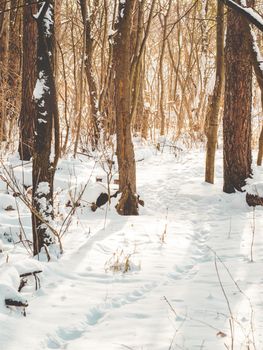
[
  {"left": 18, "top": 0, "right": 38, "bottom": 160},
  {"left": 0, "top": 0, "right": 10, "bottom": 141},
  {"left": 8, "top": 0, "right": 22, "bottom": 128},
  {"left": 205, "top": 0, "right": 224, "bottom": 184},
  {"left": 79, "top": 0, "right": 101, "bottom": 149},
  {"left": 113, "top": 0, "right": 139, "bottom": 215},
  {"left": 32, "top": 0, "right": 60, "bottom": 256}
]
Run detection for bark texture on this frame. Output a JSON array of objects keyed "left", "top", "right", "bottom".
[
  {"left": 113, "top": 0, "right": 139, "bottom": 215},
  {"left": 8, "top": 0, "right": 22, "bottom": 122},
  {"left": 32, "top": 0, "right": 59, "bottom": 256},
  {"left": 223, "top": 0, "right": 253, "bottom": 193},
  {"left": 79, "top": 0, "right": 101, "bottom": 148},
  {"left": 18, "top": 0, "right": 37, "bottom": 160},
  {"left": 0, "top": 1, "right": 10, "bottom": 141},
  {"left": 248, "top": 30, "right": 263, "bottom": 166},
  {"left": 205, "top": 0, "right": 224, "bottom": 184}
]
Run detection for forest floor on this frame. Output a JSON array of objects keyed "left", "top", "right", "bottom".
[{"left": 0, "top": 139, "right": 263, "bottom": 350}]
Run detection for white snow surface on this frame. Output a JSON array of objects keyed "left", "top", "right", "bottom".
[
  {"left": 33, "top": 72, "right": 49, "bottom": 101},
  {"left": 0, "top": 144, "right": 263, "bottom": 349}
]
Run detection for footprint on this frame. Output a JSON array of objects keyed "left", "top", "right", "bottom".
[
  {"left": 86, "top": 307, "right": 105, "bottom": 325},
  {"left": 57, "top": 327, "right": 84, "bottom": 341},
  {"left": 46, "top": 336, "right": 63, "bottom": 349},
  {"left": 169, "top": 264, "right": 199, "bottom": 280}
]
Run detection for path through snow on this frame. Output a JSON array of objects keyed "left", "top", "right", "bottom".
[{"left": 1, "top": 147, "right": 263, "bottom": 350}]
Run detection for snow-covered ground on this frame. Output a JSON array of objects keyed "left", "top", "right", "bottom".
[{"left": 0, "top": 141, "right": 263, "bottom": 350}]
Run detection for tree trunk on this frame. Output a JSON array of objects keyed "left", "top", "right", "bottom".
[
  {"left": 205, "top": 0, "right": 224, "bottom": 184},
  {"left": 0, "top": 1, "right": 10, "bottom": 141},
  {"left": 130, "top": 1, "right": 144, "bottom": 134},
  {"left": 113, "top": 0, "right": 139, "bottom": 216},
  {"left": 79, "top": 0, "right": 101, "bottom": 149},
  {"left": 223, "top": 0, "right": 253, "bottom": 193},
  {"left": 257, "top": 121, "right": 263, "bottom": 166},
  {"left": 130, "top": 0, "right": 156, "bottom": 135},
  {"left": 248, "top": 29, "right": 263, "bottom": 166},
  {"left": 32, "top": 0, "right": 59, "bottom": 256},
  {"left": 158, "top": 0, "right": 172, "bottom": 136},
  {"left": 8, "top": 0, "right": 22, "bottom": 124},
  {"left": 18, "top": 0, "right": 38, "bottom": 160},
  {"left": 219, "top": 0, "right": 263, "bottom": 32}
]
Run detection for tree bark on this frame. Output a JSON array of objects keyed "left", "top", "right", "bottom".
[
  {"left": 219, "top": 0, "right": 263, "bottom": 32},
  {"left": 18, "top": 0, "right": 38, "bottom": 160},
  {"left": 8, "top": 0, "right": 22, "bottom": 123},
  {"left": 247, "top": 29, "right": 263, "bottom": 166},
  {"left": 113, "top": 0, "right": 139, "bottom": 216},
  {"left": 32, "top": 0, "right": 59, "bottom": 256},
  {"left": 131, "top": 1, "right": 144, "bottom": 133},
  {"left": 0, "top": 1, "right": 10, "bottom": 141},
  {"left": 205, "top": 0, "right": 224, "bottom": 184},
  {"left": 223, "top": 0, "right": 253, "bottom": 193},
  {"left": 79, "top": 0, "right": 101, "bottom": 149},
  {"left": 158, "top": 0, "right": 172, "bottom": 136}
]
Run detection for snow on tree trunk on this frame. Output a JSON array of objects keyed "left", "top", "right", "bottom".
[{"left": 32, "top": 0, "right": 59, "bottom": 256}]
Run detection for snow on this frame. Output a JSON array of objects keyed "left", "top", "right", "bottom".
[
  {"left": 0, "top": 194, "right": 17, "bottom": 210},
  {"left": 33, "top": 2, "right": 45, "bottom": 20},
  {"left": 43, "top": 4, "right": 53, "bottom": 37},
  {"left": 0, "top": 265, "right": 27, "bottom": 313},
  {"left": 37, "top": 182, "right": 50, "bottom": 196},
  {"left": 108, "top": 28, "right": 117, "bottom": 36},
  {"left": 33, "top": 72, "right": 49, "bottom": 101},
  {"left": 245, "top": 7, "right": 263, "bottom": 26},
  {"left": 0, "top": 144, "right": 263, "bottom": 349},
  {"left": 120, "top": 8, "right": 125, "bottom": 18},
  {"left": 38, "top": 118, "right": 47, "bottom": 124},
  {"left": 227, "top": 0, "right": 263, "bottom": 27},
  {"left": 251, "top": 29, "right": 263, "bottom": 71}
]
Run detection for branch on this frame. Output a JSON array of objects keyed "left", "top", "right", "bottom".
[
  {"left": 0, "top": 0, "right": 44, "bottom": 15},
  {"left": 33, "top": 0, "right": 50, "bottom": 22},
  {"left": 164, "top": 0, "right": 199, "bottom": 41},
  {"left": 5, "top": 299, "right": 28, "bottom": 307},
  {"left": 220, "top": 0, "right": 263, "bottom": 32}
]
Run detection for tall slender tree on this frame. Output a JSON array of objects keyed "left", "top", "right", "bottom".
[
  {"left": 205, "top": 0, "right": 224, "bottom": 184},
  {"left": 159, "top": 0, "right": 172, "bottom": 136},
  {"left": 32, "top": 0, "right": 60, "bottom": 256},
  {"left": 18, "top": 0, "right": 38, "bottom": 160},
  {"left": 8, "top": 0, "right": 22, "bottom": 125},
  {"left": 113, "top": 0, "right": 139, "bottom": 215},
  {"left": 0, "top": 0, "right": 10, "bottom": 141},
  {"left": 223, "top": 0, "right": 254, "bottom": 193},
  {"left": 79, "top": 0, "right": 101, "bottom": 149}
]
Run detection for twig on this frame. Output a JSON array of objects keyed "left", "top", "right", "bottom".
[
  {"left": 207, "top": 246, "right": 256, "bottom": 350},
  {"left": 250, "top": 207, "right": 256, "bottom": 263}
]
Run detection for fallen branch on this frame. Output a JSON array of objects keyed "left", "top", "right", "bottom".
[
  {"left": 19, "top": 270, "right": 43, "bottom": 292},
  {"left": 5, "top": 299, "right": 28, "bottom": 308},
  {"left": 246, "top": 193, "right": 263, "bottom": 207}
]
